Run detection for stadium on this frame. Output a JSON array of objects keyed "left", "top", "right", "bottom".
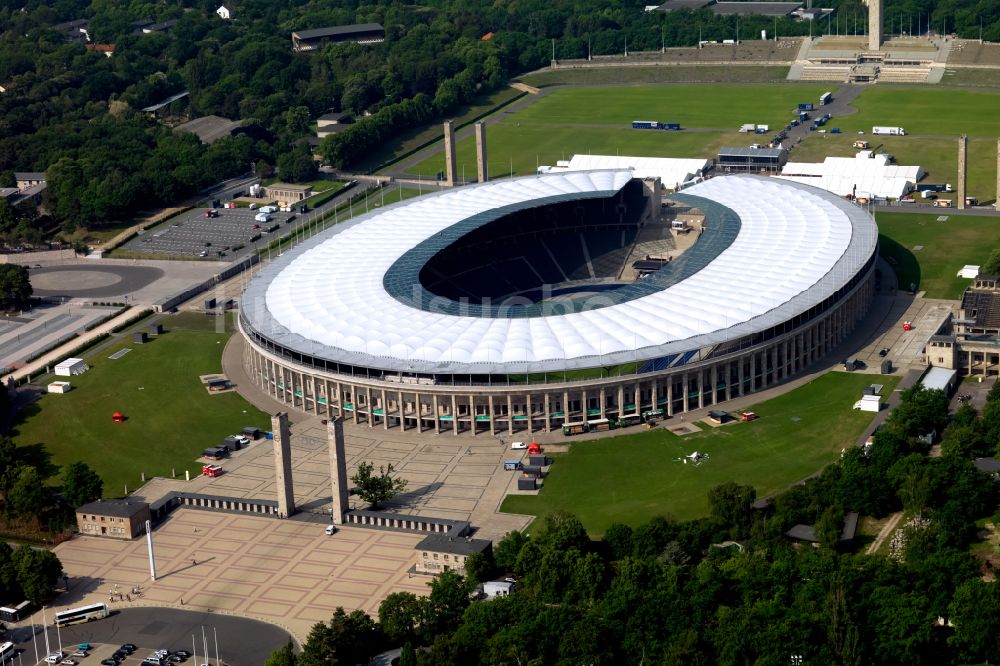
[{"left": 239, "top": 171, "right": 878, "bottom": 436}]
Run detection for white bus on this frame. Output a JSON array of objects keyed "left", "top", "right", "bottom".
[
  {"left": 0, "top": 641, "right": 16, "bottom": 664},
  {"left": 54, "top": 602, "right": 109, "bottom": 627},
  {"left": 820, "top": 92, "right": 833, "bottom": 105}
]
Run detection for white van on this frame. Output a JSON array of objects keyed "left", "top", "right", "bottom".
[{"left": 510, "top": 442, "right": 527, "bottom": 450}]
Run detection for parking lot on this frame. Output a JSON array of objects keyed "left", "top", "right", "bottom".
[{"left": 124, "top": 207, "right": 296, "bottom": 259}]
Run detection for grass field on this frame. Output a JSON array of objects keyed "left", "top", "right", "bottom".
[
  {"left": 404, "top": 83, "right": 829, "bottom": 178},
  {"left": 519, "top": 66, "right": 790, "bottom": 88},
  {"left": 787, "top": 133, "right": 998, "bottom": 203},
  {"left": 11, "top": 313, "right": 269, "bottom": 496},
  {"left": 500, "top": 372, "right": 896, "bottom": 536},
  {"left": 875, "top": 211, "right": 1000, "bottom": 299},
  {"left": 835, "top": 87, "right": 1000, "bottom": 137}
]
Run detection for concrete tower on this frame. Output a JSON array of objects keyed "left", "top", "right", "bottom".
[
  {"left": 868, "top": 0, "right": 883, "bottom": 51},
  {"left": 327, "top": 417, "right": 349, "bottom": 525},
  {"left": 443, "top": 121, "right": 458, "bottom": 186},
  {"left": 474, "top": 122, "right": 488, "bottom": 183},
  {"left": 272, "top": 412, "right": 296, "bottom": 518},
  {"left": 958, "top": 134, "right": 968, "bottom": 210}
]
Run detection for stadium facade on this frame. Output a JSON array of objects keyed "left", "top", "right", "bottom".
[{"left": 239, "top": 171, "right": 878, "bottom": 435}]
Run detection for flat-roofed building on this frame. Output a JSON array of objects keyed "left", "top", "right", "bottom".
[
  {"left": 717, "top": 146, "right": 788, "bottom": 173},
  {"left": 264, "top": 182, "right": 313, "bottom": 205},
  {"left": 292, "top": 23, "right": 385, "bottom": 52},
  {"left": 76, "top": 500, "right": 151, "bottom": 540},
  {"left": 414, "top": 534, "right": 492, "bottom": 575}
]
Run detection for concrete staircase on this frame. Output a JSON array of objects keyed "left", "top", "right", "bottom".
[
  {"left": 799, "top": 65, "right": 851, "bottom": 82},
  {"left": 877, "top": 66, "right": 931, "bottom": 83}
]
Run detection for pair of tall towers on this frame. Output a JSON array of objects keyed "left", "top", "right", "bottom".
[{"left": 442, "top": 121, "right": 488, "bottom": 186}]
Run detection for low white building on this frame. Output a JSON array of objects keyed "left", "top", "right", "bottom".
[
  {"left": 537, "top": 155, "right": 713, "bottom": 191},
  {"left": 958, "top": 265, "right": 980, "bottom": 279},
  {"left": 216, "top": 5, "right": 231, "bottom": 20},
  {"left": 483, "top": 580, "right": 515, "bottom": 598},
  {"left": 47, "top": 381, "right": 72, "bottom": 394},
  {"left": 777, "top": 152, "right": 925, "bottom": 200},
  {"left": 54, "top": 358, "right": 89, "bottom": 377}
]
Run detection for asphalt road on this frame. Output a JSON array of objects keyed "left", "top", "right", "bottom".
[{"left": 5, "top": 609, "right": 294, "bottom": 666}]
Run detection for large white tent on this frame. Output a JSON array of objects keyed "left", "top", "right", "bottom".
[
  {"left": 777, "top": 152, "right": 925, "bottom": 200},
  {"left": 537, "top": 154, "right": 712, "bottom": 190}
]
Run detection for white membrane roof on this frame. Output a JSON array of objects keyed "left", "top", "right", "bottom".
[
  {"left": 538, "top": 154, "right": 712, "bottom": 189},
  {"left": 241, "top": 172, "right": 878, "bottom": 374},
  {"left": 777, "top": 152, "right": 925, "bottom": 199}
]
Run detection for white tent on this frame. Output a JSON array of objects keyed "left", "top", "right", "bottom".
[
  {"left": 777, "top": 152, "right": 925, "bottom": 200},
  {"left": 54, "top": 357, "right": 89, "bottom": 377},
  {"left": 537, "top": 155, "right": 713, "bottom": 190},
  {"left": 957, "top": 265, "right": 980, "bottom": 279}
]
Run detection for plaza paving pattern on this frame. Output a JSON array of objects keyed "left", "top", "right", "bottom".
[{"left": 53, "top": 509, "right": 428, "bottom": 642}]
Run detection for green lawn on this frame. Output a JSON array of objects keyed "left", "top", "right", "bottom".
[
  {"left": 11, "top": 313, "right": 270, "bottom": 496},
  {"left": 875, "top": 211, "right": 1000, "bottom": 299},
  {"left": 834, "top": 87, "right": 1000, "bottom": 137},
  {"left": 500, "top": 372, "right": 896, "bottom": 536},
  {"left": 520, "top": 66, "right": 790, "bottom": 88},
  {"left": 406, "top": 124, "right": 743, "bottom": 179}
]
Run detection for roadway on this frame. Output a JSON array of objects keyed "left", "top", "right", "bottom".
[{"left": 4, "top": 608, "right": 293, "bottom": 666}]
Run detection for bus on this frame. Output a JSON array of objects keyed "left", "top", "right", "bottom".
[
  {"left": 587, "top": 418, "right": 612, "bottom": 432},
  {"left": 0, "top": 600, "right": 30, "bottom": 623},
  {"left": 54, "top": 603, "right": 109, "bottom": 627},
  {"left": 616, "top": 414, "right": 644, "bottom": 428},
  {"left": 642, "top": 408, "right": 666, "bottom": 421},
  {"left": 0, "top": 642, "right": 16, "bottom": 664},
  {"left": 562, "top": 421, "right": 589, "bottom": 436},
  {"left": 820, "top": 92, "right": 833, "bottom": 105}
]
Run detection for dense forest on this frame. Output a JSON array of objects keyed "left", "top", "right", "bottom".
[
  {"left": 0, "top": 0, "right": 997, "bottom": 243},
  {"left": 265, "top": 384, "right": 1000, "bottom": 665}
]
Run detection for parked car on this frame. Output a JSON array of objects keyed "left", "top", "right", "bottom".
[
  {"left": 510, "top": 441, "right": 527, "bottom": 450},
  {"left": 325, "top": 524, "right": 338, "bottom": 535},
  {"left": 45, "top": 654, "right": 64, "bottom": 664},
  {"left": 173, "top": 652, "right": 191, "bottom": 660},
  {"left": 72, "top": 652, "right": 89, "bottom": 658},
  {"left": 878, "top": 347, "right": 890, "bottom": 357}
]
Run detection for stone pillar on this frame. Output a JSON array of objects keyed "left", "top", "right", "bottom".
[
  {"left": 868, "top": 0, "right": 882, "bottom": 51},
  {"left": 327, "top": 417, "right": 349, "bottom": 524},
  {"left": 272, "top": 412, "right": 296, "bottom": 519},
  {"left": 443, "top": 121, "right": 458, "bottom": 186},
  {"left": 474, "top": 122, "right": 488, "bottom": 183},
  {"left": 958, "top": 134, "right": 968, "bottom": 210}
]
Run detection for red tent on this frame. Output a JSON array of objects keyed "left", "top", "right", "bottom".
[
  {"left": 112, "top": 412, "right": 125, "bottom": 423},
  {"left": 527, "top": 442, "right": 542, "bottom": 454}
]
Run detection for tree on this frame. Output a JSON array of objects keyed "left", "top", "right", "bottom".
[
  {"left": 350, "top": 462, "right": 407, "bottom": 510},
  {"left": 815, "top": 506, "right": 843, "bottom": 550},
  {"left": 12, "top": 545, "right": 62, "bottom": 605},
  {"left": 462, "top": 551, "right": 495, "bottom": 585},
  {"left": 493, "top": 530, "right": 528, "bottom": 572},
  {"left": 62, "top": 461, "right": 103, "bottom": 509},
  {"left": 982, "top": 248, "right": 1000, "bottom": 277},
  {"left": 949, "top": 579, "right": 1000, "bottom": 663},
  {"left": 264, "top": 641, "right": 297, "bottom": 666},
  {"left": 423, "top": 570, "right": 473, "bottom": 639},
  {"left": 602, "top": 522, "right": 633, "bottom": 560},
  {"left": 8, "top": 466, "right": 46, "bottom": 520},
  {"left": 298, "top": 607, "right": 381, "bottom": 666},
  {"left": 708, "top": 481, "right": 757, "bottom": 537},
  {"left": 0, "top": 265, "right": 32, "bottom": 310},
  {"left": 378, "top": 592, "right": 424, "bottom": 645}
]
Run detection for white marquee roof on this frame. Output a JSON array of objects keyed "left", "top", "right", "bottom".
[
  {"left": 777, "top": 152, "right": 925, "bottom": 199},
  {"left": 241, "top": 172, "right": 877, "bottom": 374},
  {"left": 538, "top": 154, "right": 712, "bottom": 189}
]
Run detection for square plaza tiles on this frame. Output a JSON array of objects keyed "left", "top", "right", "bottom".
[{"left": 53, "top": 509, "right": 426, "bottom": 642}]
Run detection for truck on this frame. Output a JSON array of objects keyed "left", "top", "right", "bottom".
[
  {"left": 254, "top": 212, "right": 271, "bottom": 223},
  {"left": 756, "top": 124, "right": 769, "bottom": 132},
  {"left": 662, "top": 122, "right": 681, "bottom": 130},
  {"left": 632, "top": 120, "right": 660, "bottom": 130},
  {"left": 820, "top": 92, "right": 833, "bottom": 105},
  {"left": 798, "top": 112, "right": 810, "bottom": 121},
  {"left": 739, "top": 123, "right": 756, "bottom": 133},
  {"left": 873, "top": 126, "right": 905, "bottom": 136},
  {"left": 797, "top": 102, "right": 814, "bottom": 111},
  {"left": 853, "top": 140, "right": 870, "bottom": 149},
  {"left": 830, "top": 127, "right": 841, "bottom": 134}
]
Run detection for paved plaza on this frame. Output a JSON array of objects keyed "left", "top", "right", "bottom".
[
  {"left": 0, "top": 303, "right": 119, "bottom": 370},
  {"left": 52, "top": 509, "right": 428, "bottom": 642}
]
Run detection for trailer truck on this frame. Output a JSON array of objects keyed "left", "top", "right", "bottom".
[{"left": 872, "top": 126, "right": 905, "bottom": 136}]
